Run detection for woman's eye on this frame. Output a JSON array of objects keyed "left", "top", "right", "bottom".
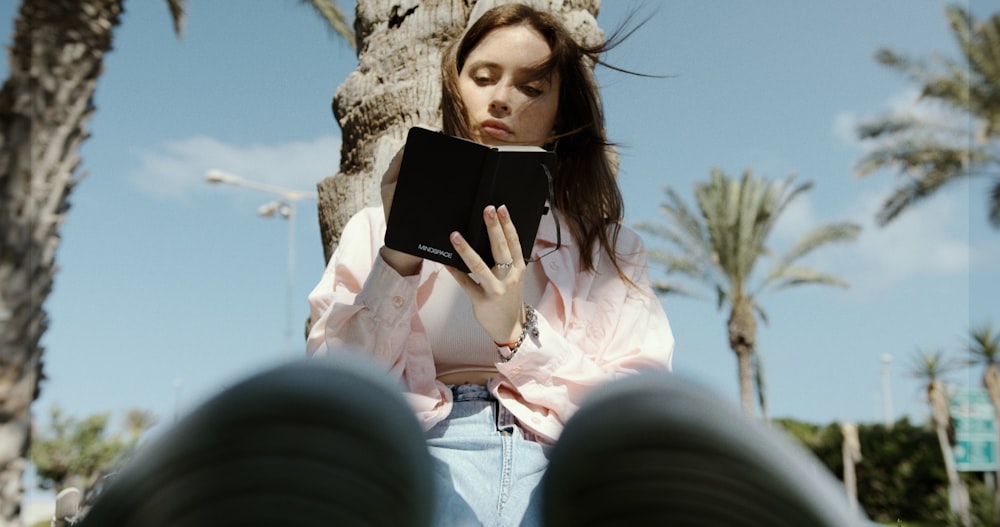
[{"left": 520, "top": 85, "right": 542, "bottom": 97}]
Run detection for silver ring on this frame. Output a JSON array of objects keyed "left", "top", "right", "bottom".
[{"left": 496, "top": 260, "right": 514, "bottom": 270}]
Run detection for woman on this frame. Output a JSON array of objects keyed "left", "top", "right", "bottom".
[
  {"left": 306, "top": 4, "right": 674, "bottom": 525},
  {"left": 79, "top": 5, "right": 862, "bottom": 527}
]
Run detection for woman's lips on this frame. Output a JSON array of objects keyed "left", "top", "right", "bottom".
[{"left": 481, "top": 120, "right": 512, "bottom": 140}]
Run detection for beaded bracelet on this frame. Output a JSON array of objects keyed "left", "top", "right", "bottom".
[{"left": 495, "top": 304, "right": 539, "bottom": 362}]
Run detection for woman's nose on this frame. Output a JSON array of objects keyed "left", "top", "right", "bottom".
[{"left": 489, "top": 87, "right": 511, "bottom": 114}]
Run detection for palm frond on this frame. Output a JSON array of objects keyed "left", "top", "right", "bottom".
[
  {"left": 946, "top": 6, "right": 1000, "bottom": 134},
  {"left": 855, "top": 137, "right": 977, "bottom": 177},
  {"left": 166, "top": 0, "right": 186, "bottom": 38},
  {"left": 906, "top": 348, "right": 964, "bottom": 382},
  {"left": 694, "top": 168, "right": 772, "bottom": 287},
  {"left": 636, "top": 184, "right": 724, "bottom": 297},
  {"left": 875, "top": 48, "right": 933, "bottom": 85},
  {"left": 663, "top": 186, "right": 714, "bottom": 254},
  {"left": 644, "top": 248, "right": 711, "bottom": 284},
  {"left": 853, "top": 135, "right": 999, "bottom": 226},
  {"left": 715, "top": 284, "right": 728, "bottom": 311},
  {"left": 778, "top": 222, "right": 860, "bottom": 269},
  {"left": 753, "top": 351, "right": 767, "bottom": 417},
  {"left": 762, "top": 267, "right": 850, "bottom": 294},
  {"left": 635, "top": 217, "right": 710, "bottom": 268},
  {"left": 650, "top": 280, "right": 708, "bottom": 299},
  {"left": 300, "top": 0, "right": 356, "bottom": 49},
  {"left": 760, "top": 222, "right": 860, "bottom": 291},
  {"left": 873, "top": 160, "right": 969, "bottom": 226},
  {"left": 966, "top": 321, "right": 1000, "bottom": 365},
  {"left": 856, "top": 115, "right": 922, "bottom": 140},
  {"left": 772, "top": 173, "right": 813, "bottom": 221},
  {"left": 753, "top": 302, "right": 769, "bottom": 327},
  {"left": 991, "top": 178, "right": 1000, "bottom": 228},
  {"left": 859, "top": 6, "right": 1000, "bottom": 229}
]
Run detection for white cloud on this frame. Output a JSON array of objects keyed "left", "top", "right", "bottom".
[
  {"left": 847, "top": 188, "right": 970, "bottom": 286},
  {"left": 765, "top": 181, "right": 984, "bottom": 295},
  {"left": 129, "top": 135, "right": 341, "bottom": 202},
  {"left": 796, "top": 187, "right": 978, "bottom": 295}
]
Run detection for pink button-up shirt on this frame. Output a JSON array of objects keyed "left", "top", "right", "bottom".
[{"left": 306, "top": 206, "right": 674, "bottom": 443}]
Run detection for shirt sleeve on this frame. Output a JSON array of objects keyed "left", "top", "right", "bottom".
[
  {"left": 305, "top": 208, "right": 451, "bottom": 425},
  {"left": 492, "top": 227, "right": 675, "bottom": 442}
]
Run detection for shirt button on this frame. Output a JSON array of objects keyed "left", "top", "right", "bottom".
[{"left": 391, "top": 296, "right": 404, "bottom": 308}]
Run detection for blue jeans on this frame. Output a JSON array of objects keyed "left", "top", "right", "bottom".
[{"left": 426, "top": 384, "right": 550, "bottom": 527}]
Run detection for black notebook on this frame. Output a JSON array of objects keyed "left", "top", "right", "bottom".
[{"left": 385, "top": 127, "right": 557, "bottom": 273}]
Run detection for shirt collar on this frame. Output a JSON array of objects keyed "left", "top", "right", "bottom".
[{"left": 534, "top": 207, "right": 572, "bottom": 248}]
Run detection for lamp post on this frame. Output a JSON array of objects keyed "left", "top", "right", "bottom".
[
  {"left": 881, "top": 353, "right": 894, "bottom": 428},
  {"left": 204, "top": 169, "right": 317, "bottom": 359}
]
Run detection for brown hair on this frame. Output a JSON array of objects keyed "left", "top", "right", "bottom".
[{"left": 441, "top": 3, "right": 635, "bottom": 276}]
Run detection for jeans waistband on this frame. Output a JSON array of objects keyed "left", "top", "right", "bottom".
[
  {"left": 447, "top": 383, "right": 548, "bottom": 444},
  {"left": 450, "top": 383, "right": 493, "bottom": 403}
]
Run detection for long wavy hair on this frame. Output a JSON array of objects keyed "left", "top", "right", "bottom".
[{"left": 441, "top": 4, "right": 642, "bottom": 277}]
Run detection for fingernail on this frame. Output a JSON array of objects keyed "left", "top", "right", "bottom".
[
  {"left": 497, "top": 205, "right": 509, "bottom": 218},
  {"left": 451, "top": 232, "right": 462, "bottom": 245},
  {"left": 485, "top": 206, "right": 497, "bottom": 219}
]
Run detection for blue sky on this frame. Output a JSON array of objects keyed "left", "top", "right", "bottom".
[{"left": 3, "top": 0, "right": 999, "bottom": 446}]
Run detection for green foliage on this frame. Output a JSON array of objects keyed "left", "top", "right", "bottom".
[
  {"left": 776, "top": 418, "right": 950, "bottom": 524},
  {"left": 857, "top": 420, "right": 950, "bottom": 524},
  {"left": 856, "top": 6, "right": 1000, "bottom": 228},
  {"left": 966, "top": 322, "right": 1000, "bottom": 366},
  {"left": 637, "top": 169, "right": 861, "bottom": 314},
  {"left": 636, "top": 169, "right": 860, "bottom": 308},
  {"left": 31, "top": 406, "right": 155, "bottom": 496}
]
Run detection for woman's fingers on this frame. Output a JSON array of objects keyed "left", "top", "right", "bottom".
[
  {"left": 451, "top": 205, "right": 523, "bottom": 283},
  {"left": 449, "top": 231, "right": 495, "bottom": 283},
  {"left": 446, "top": 227, "right": 525, "bottom": 344},
  {"left": 496, "top": 205, "right": 525, "bottom": 267},
  {"left": 485, "top": 206, "right": 514, "bottom": 272}
]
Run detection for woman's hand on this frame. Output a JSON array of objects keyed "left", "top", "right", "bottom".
[
  {"left": 445, "top": 204, "right": 526, "bottom": 345},
  {"left": 380, "top": 146, "right": 422, "bottom": 276}
]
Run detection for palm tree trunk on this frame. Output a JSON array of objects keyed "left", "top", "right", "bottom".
[
  {"left": 929, "top": 380, "right": 973, "bottom": 527},
  {"left": 0, "top": 1, "right": 123, "bottom": 524},
  {"left": 728, "top": 297, "right": 757, "bottom": 416},
  {"left": 841, "top": 422, "right": 861, "bottom": 514},
  {"left": 983, "top": 365, "right": 1000, "bottom": 526},
  {"left": 315, "top": 0, "right": 601, "bottom": 261}
]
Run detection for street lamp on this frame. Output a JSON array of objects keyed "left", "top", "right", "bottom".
[
  {"left": 881, "top": 354, "right": 894, "bottom": 428},
  {"left": 204, "top": 169, "right": 317, "bottom": 359}
]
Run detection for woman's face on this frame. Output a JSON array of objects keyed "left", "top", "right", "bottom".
[{"left": 458, "top": 24, "right": 560, "bottom": 147}]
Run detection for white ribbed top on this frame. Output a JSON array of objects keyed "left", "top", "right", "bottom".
[{"left": 423, "top": 262, "right": 546, "bottom": 376}]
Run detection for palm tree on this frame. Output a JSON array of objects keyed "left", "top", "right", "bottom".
[
  {"left": 965, "top": 322, "right": 1000, "bottom": 526},
  {"left": 636, "top": 168, "right": 861, "bottom": 417},
  {"left": 0, "top": 1, "right": 351, "bottom": 523},
  {"left": 907, "top": 348, "right": 972, "bottom": 527},
  {"left": 855, "top": 6, "right": 1000, "bottom": 228}
]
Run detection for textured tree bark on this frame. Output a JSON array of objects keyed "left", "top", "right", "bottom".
[
  {"left": 316, "top": 0, "right": 602, "bottom": 263},
  {"left": 983, "top": 365, "right": 1000, "bottom": 526},
  {"left": 0, "top": 0, "right": 123, "bottom": 524},
  {"left": 728, "top": 296, "right": 757, "bottom": 417},
  {"left": 930, "top": 380, "right": 973, "bottom": 527}
]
